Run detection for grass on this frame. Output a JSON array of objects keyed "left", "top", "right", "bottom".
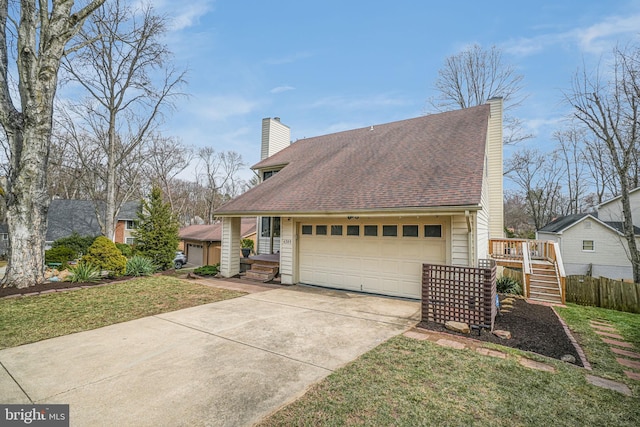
[
  {"left": 0, "top": 276, "right": 244, "bottom": 349},
  {"left": 260, "top": 304, "right": 640, "bottom": 426},
  {"left": 556, "top": 303, "right": 640, "bottom": 386}
]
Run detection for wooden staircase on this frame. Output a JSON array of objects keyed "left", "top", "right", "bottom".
[
  {"left": 245, "top": 260, "right": 279, "bottom": 282},
  {"left": 529, "top": 261, "right": 563, "bottom": 304}
]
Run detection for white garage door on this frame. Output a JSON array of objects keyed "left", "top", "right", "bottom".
[
  {"left": 299, "top": 220, "right": 447, "bottom": 299},
  {"left": 187, "top": 244, "right": 204, "bottom": 266}
]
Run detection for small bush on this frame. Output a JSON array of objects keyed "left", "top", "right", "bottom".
[
  {"left": 497, "top": 276, "right": 522, "bottom": 295},
  {"left": 52, "top": 232, "right": 97, "bottom": 258},
  {"left": 126, "top": 255, "right": 156, "bottom": 277},
  {"left": 194, "top": 264, "right": 219, "bottom": 276},
  {"left": 82, "top": 236, "right": 127, "bottom": 278},
  {"left": 68, "top": 262, "right": 101, "bottom": 283},
  {"left": 116, "top": 243, "right": 134, "bottom": 258},
  {"left": 45, "top": 245, "right": 76, "bottom": 267}
]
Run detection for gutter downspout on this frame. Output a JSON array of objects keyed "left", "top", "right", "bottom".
[{"left": 465, "top": 210, "right": 474, "bottom": 267}]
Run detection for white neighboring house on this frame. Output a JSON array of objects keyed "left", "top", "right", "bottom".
[{"left": 537, "top": 188, "right": 640, "bottom": 281}]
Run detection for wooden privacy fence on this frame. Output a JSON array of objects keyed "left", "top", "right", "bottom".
[
  {"left": 422, "top": 261, "right": 497, "bottom": 330},
  {"left": 566, "top": 275, "right": 640, "bottom": 314}
]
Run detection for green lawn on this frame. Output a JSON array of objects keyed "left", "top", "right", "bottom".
[
  {"left": 259, "top": 304, "right": 640, "bottom": 427},
  {"left": 0, "top": 276, "right": 245, "bottom": 349}
]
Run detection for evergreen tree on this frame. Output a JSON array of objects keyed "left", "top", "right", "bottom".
[{"left": 133, "top": 187, "right": 180, "bottom": 270}]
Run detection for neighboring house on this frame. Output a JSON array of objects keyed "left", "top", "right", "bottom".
[
  {"left": 179, "top": 218, "right": 256, "bottom": 266},
  {"left": 44, "top": 199, "right": 141, "bottom": 249},
  {"left": 537, "top": 188, "right": 640, "bottom": 281},
  {"left": 214, "top": 98, "right": 504, "bottom": 299},
  {"left": 0, "top": 222, "right": 8, "bottom": 257}
]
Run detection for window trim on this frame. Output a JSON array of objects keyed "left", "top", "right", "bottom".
[
  {"left": 382, "top": 225, "right": 398, "bottom": 237},
  {"left": 424, "top": 224, "right": 443, "bottom": 238},
  {"left": 125, "top": 220, "right": 137, "bottom": 230},
  {"left": 582, "top": 240, "right": 595, "bottom": 252},
  {"left": 402, "top": 224, "right": 419, "bottom": 237}
]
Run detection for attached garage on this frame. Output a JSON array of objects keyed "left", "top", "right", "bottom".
[
  {"left": 298, "top": 218, "right": 448, "bottom": 299},
  {"left": 186, "top": 244, "right": 204, "bottom": 266}
]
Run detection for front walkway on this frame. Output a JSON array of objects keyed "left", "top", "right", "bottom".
[{"left": 0, "top": 285, "right": 420, "bottom": 426}]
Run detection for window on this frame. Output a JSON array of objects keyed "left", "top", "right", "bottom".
[
  {"left": 424, "top": 225, "right": 442, "bottom": 238},
  {"left": 263, "top": 170, "right": 279, "bottom": 180},
  {"left": 364, "top": 225, "right": 378, "bottom": 236},
  {"left": 582, "top": 240, "right": 594, "bottom": 251},
  {"left": 0, "top": 233, "right": 7, "bottom": 241},
  {"left": 403, "top": 225, "right": 419, "bottom": 237},
  {"left": 316, "top": 225, "right": 327, "bottom": 235},
  {"left": 272, "top": 217, "right": 281, "bottom": 237},
  {"left": 331, "top": 225, "right": 343, "bottom": 236},
  {"left": 383, "top": 225, "right": 397, "bottom": 237},
  {"left": 125, "top": 220, "right": 137, "bottom": 230},
  {"left": 302, "top": 225, "right": 312, "bottom": 235},
  {"left": 347, "top": 225, "right": 359, "bottom": 236},
  {"left": 261, "top": 217, "right": 271, "bottom": 237},
  {"left": 125, "top": 237, "right": 136, "bottom": 245}
]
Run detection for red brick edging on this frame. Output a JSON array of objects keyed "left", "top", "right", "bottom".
[{"left": 551, "top": 307, "right": 592, "bottom": 370}]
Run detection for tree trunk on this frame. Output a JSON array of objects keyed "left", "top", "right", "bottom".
[
  {"left": 104, "top": 116, "right": 118, "bottom": 241},
  {"left": 3, "top": 128, "right": 50, "bottom": 288},
  {"left": 619, "top": 178, "right": 640, "bottom": 283}
]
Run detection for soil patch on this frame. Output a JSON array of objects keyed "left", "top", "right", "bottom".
[
  {"left": 418, "top": 296, "right": 583, "bottom": 366},
  {"left": 0, "top": 277, "right": 130, "bottom": 298}
]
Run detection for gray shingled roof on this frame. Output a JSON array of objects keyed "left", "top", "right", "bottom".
[
  {"left": 216, "top": 105, "right": 490, "bottom": 215},
  {"left": 538, "top": 214, "right": 589, "bottom": 233},
  {"left": 45, "top": 199, "right": 141, "bottom": 242}
]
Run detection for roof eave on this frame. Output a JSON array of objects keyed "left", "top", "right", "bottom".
[{"left": 215, "top": 205, "right": 482, "bottom": 217}]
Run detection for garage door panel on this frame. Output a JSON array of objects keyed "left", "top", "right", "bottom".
[{"left": 299, "top": 222, "right": 447, "bottom": 299}]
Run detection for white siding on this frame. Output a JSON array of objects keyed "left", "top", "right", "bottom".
[
  {"left": 220, "top": 217, "right": 240, "bottom": 277},
  {"left": 476, "top": 169, "right": 491, "bottom": 262},
  {"left": 451, "top": 215, "right": 469, "bottom": 266},
  {"left": 261, "top": 118, "right": 290, "bottom": 160},
  {"left": 280, "top": 218, "right": 295, "bottom": 284},
  {"left": 549, "top": 220, "right": 638, "bottom": 281},
  {"left": 487, "top": 98, "right": 504, "bottom": 238},
  {"left": 598, "top": 188, "right": 640, "bottom": 228}
]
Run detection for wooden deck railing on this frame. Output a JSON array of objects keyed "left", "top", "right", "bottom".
[{"left": 489, "top": 238, "right": 566, "bottom": 303}]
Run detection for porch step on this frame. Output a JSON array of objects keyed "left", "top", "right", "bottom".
[{"left": 245, "top": 262, "right": 279, "bottom": 282}]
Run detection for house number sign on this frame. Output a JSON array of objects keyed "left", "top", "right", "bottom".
[{"left": 281, "top": 238, "right": 292, "bottom": 245}]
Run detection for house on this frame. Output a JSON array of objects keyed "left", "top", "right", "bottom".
[
  {"left": 537, "top": 188, "right": 640, "bottom": 280},
  {"left": 44, "top": 199, "right": 140, "bottom": 248},
  {"left": 179, "top": 218, "right": 256, "bottom": 266},
  {"left": 213, "top": 98, "right": 504, "bottom": 299},
  {"left": 0, "top": 222, "right": 8, "bottom": 257}
]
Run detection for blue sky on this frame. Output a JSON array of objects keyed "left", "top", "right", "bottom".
[{"left": 151, "top": 0, "right": 640, "bottom": 182}]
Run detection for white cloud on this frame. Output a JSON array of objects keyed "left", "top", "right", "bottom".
[
  {"left": 307, "top": 93, "right": 410, "bottom": 110},
  {"left": 270, "top": 85, "right": 295, "bottom": 94},
  {"left": 503, "top": 13, "right": 640, "bottom": 57},
  {"left": 139, "top": 0, "right": 215, "bottom": 31},
  {"left": 192, "top": 95, "right": 259, "bottom": 121}
]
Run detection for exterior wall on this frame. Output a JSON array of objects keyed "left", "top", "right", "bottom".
[
  {"left": 181, "top": 239, "right": 222, "bottom": 265},
  {"left": 487, "top": 98, "right": 504, "bottom": 238},
  {"left": 451, "top": 215, "right": 470, "bottom": 266},
  {"left": 280, "top": 217, "right": 296, "bottom": 284},
  {"left": 545, "top": 220, "right": 637, "bottom": 281},
  {"left": 220, "top": 217, "right": 241, "bottom": 277},
  {"left": 476, "top": 166, "right": 491, "bottom": 262},
  {"left": 114, "top": 221, "right": 125, "bottom": 243},
  {"left": 261, "top": 117, "right": 290, "bottom": 160},
  {"left": 598, "top": 188, "right": 640, "bottom": 227}
]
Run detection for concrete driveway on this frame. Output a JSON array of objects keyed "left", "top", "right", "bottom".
[{"left": 0, "top": 285, "right": 420, "bottom": 426}]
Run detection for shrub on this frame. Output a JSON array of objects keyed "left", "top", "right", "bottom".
[
  {"left": 52, "top": 232, "right": 97, "bottom": 258},
  {"left": 497, "top": 276, "right": 522, "bottom": 295},
  {"left": 82, "top": 236, "right": 127, "bottom": 278},
  {"left": 194, "top": 264, "right": 219, "bottom": 276},
  {"left": 45, "top": 245, "right": 76, "bottom": 268},
  {"left": 68, "top": 262, "right": 101, "bottom": 283},
  {"left": 116, "top": 243, "right": 133, "bottom": 258},
  {"left": 241, "top": 238, "right": 254, "bottom": 250},
  {"left": 126, "top": 255, "right": 156, "bottom": 277}
]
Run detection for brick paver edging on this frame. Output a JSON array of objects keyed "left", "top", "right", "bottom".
[{"left": 552, "top": 307, "right": 592, "bottom": 370}]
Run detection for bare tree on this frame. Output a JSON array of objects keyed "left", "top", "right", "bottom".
[
  {"left": 0, "top": 0, "right": 105, "bottom": 288},
  {"left": 566, "top": 43, "right": 640, "bottom": 283},
  {"left": 506, "top": 148, "right": 565, "bottom": 230},
  {"left": 553, "top": 126, "right": 589, "bottom": 215},
  {"left": 195, "top": 147, "right": 245, "bottom": 224},
  {"left": 428, "top": 44, "right": 531, "bottom": 144},
  {"left": 60, "top": 0, "right": 185, "bottom": 240},
  {"left": 504, "top": 190, "right": 535, "bottom": 238},
  {"left": 145, "top": 133, "right": 192, "bottom": 213}
]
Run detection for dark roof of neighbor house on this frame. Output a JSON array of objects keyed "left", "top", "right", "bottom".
[
  {"left": 538, "top": 213, "right": 640, "bottom": 235},
  {"left": 216, "top": 105, "right": 491, "bottom": 215},
  {"left": 179, "top": 218, "right": 256, "bottom": 242},
  {"left": 46, "top": 199, "right": 140, "bottom": 242}
]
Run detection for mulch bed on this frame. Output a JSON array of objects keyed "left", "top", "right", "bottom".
[
  {"left": 418, "top": 296, "right": 583, "bottom": 366},
  {"left": 0, "top": 277, "right": 128, "bottom": 298}
]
